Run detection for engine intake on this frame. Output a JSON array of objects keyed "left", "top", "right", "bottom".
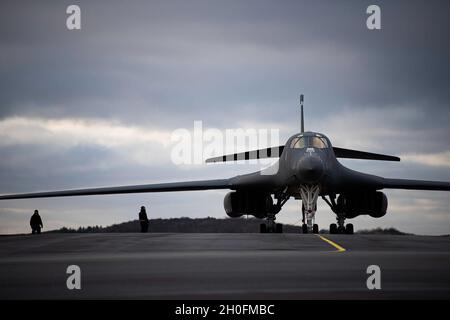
[
  {"left": 224, "top": 191, "right": 275, "bottom": 219},
  {"left": 337, "top": 191, "right": 388, "bottom": 219}
]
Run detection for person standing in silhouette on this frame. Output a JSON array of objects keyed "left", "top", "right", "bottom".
[
  {"left": 30, "top": 209, "right": 43, "bottom": 234},
  {"left": 139, "top": 206, "right": 149, "bottom": 233}
]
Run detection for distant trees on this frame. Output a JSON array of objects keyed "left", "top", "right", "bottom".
[
  {"left": 49, "top": 225, "right": 104, "bottom": 233},
  {"left": 357, "top": 227, "right": 411, "bottom": 235},
  {"left": 47, "top": 218, "right": 409, "bottom": 235}
]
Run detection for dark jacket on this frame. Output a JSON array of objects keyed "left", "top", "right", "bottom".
[
  {"left": 139, "top": 210, "right": 148, "bottom": 222},
  {"left": 30, "top": 213, "right": 43, "bottom": 228}
]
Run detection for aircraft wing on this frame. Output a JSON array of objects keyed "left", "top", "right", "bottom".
[
  {"left": 0, "top": 179, "right": 232, "bottom": 200},
  {"left": 334, "top": 166, "right": 450, "bottom": 193},
  {"left": 382, "top": 178, "right": 450, "bottom": 191},
  {"left": 205, "top": 146, "right": 400, "bottom": 163}
]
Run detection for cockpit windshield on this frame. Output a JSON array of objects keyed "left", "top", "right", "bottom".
[
  {"left": 290, "top": 135, "right": 329, "bottom": 149},
  {"left": 310, "top": 137, "right": 328, "bottom": 149},
  {"left": 290, "top": 137, "right": 307, "bottom": 149}
]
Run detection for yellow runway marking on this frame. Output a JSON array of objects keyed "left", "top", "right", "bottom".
[{"left": 317, "top": 235, "right": 346, "bottom": 252}]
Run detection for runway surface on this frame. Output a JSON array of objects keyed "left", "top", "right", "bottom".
[{"left": 0, "top": 233, "right": 449, "bottom": 299}]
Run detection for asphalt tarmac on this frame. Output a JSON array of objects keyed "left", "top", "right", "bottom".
[{"left": 0, "top": 233, "right": 449, "bottom": 299}]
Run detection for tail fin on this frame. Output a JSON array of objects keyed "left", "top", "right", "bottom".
[{"left": 300, "top": 94, "right": 304, "bottom": 133}]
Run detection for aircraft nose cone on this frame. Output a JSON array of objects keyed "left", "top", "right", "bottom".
[{"left": 297, "top": 156, "right": 325, "bottom": 183}]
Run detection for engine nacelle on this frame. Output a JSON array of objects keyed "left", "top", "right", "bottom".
[
  {"left": 224, "top": 191, "right": 274, "bottom": 219},
  {"left": 337, "top": 191, "right": 388, "bottom": 219}
]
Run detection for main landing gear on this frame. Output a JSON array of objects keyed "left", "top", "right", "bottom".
[
  {"left": 259, "top": 216, "right": 283, "bottom": 234},
  {"left": 329, "top": 222, "right": 354, "bottom": 234},
  {"left": 322, "top": 195, "right": 354, "bottom": 235},
  {"left": 260, "top": 191, "right": 289, "bottom": 233},
  {"left": 329, "top": 212, "right": 354, "bottom": 234}
]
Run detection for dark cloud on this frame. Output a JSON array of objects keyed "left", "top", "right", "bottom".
[{"left": 1, "top": 1, "right": 449, "bottom": 124}]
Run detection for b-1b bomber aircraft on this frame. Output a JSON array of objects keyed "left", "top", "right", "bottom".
[{"left": 1, "top": 96, "right": 450, "bottom": 234}]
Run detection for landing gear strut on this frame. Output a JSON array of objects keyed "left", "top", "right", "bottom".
[
  {"left": 300, "top": 185, "right": 320, "bottom": 234},
  {"left": 336, "top": 212, "right": 346, "bottom": 233}
]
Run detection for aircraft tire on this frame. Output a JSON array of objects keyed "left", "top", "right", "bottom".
[
  {"left": 345, "top": 223, "right": 354, "bottom": 235},
  {"left": 276, "top": 223, "right": 283, "bottom": 233},
  {"left": 260, "top": 223, "right": 267, "bottom": 233},
  {"left": 302, "top": 224, "right": 308, "bottom": 234},
  {"left": 329, "top": 223, "right": 337, "bottom": 234},
  {"left": 313, "top": 224, "right": 319, "bottom": 234}
]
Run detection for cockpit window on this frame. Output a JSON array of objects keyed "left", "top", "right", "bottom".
[
  {"left": 290, "top": 137, "right": 306, "bottom": 149},
  {"left": 290, "top": 135, "right": 329, "bottom": 149},
  {"left": 310, "top": 137, "right": 328, "bottom": 149}
]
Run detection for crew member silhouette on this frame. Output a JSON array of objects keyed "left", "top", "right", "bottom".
[
  {"left": 30, "top": 209, "right": 43, "bottom": 234},
  {"left": 139, "top": 206, "right": 149, "bottom": 233}
]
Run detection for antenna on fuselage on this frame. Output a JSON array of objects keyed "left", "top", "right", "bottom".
[{"left": 300, "top": 94, "right": 304, "bottom": 133}]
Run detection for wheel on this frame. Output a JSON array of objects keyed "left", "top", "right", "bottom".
[
  {"left": 313, "top": 224, "right": 319, "bottom": 234},
  {"left": 329, "top": 223, "right": 337, "bottom": 234},
  {"left": 345, "top": 223, "right": 354, "bottom": 235},
  {"left": 260, "top": 223, "right": 267, "bottom": 233},
  {"left": 302, "top": 224, "right": 308, "bottom": 234},
  {"left": 276, "top": 223, "right": 283, "bottom": 233},
  {"left": 337, "top": 226, "right": 346, "bottom": 234}
]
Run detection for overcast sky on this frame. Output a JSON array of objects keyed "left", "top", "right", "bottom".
[{"left": 1, "top": 0, "right": 449, "bottom": 234}]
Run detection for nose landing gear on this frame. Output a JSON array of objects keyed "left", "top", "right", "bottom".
[{"left": 300, "top": 185, "right": 320, "bottom": 234}]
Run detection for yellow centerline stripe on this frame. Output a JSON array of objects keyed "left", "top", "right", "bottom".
[{"left": 317, "top": 235, "right": 346, "bottom": 252}]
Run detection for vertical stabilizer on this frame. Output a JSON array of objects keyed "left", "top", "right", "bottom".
[{"left": 300, "top": 94, "right": 304, "bottom": 133}]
